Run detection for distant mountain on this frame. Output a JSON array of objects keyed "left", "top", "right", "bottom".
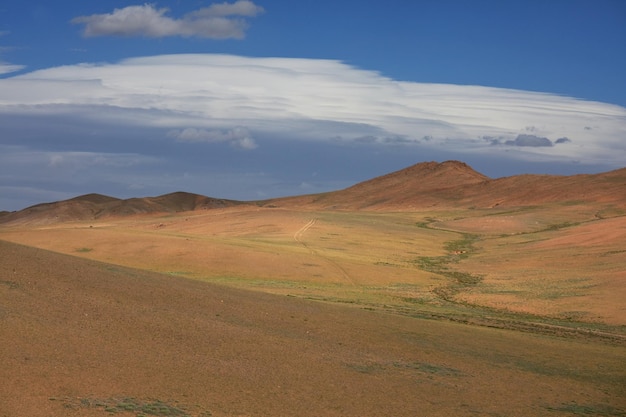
[
  {"left": 2, "top": 161, "right": 625, "bottom": 225},
  {"left": 264, "top": 161, "right": 626, "bottom": 210},
  {"left": 0, "top": 192, "right": 245, "bottom": 226},
  {"left": 310, "top": 160, "right": 490, "bottom": 209}
]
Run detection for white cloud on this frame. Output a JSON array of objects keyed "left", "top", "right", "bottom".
[
  {"left": 0, "top": 63, "right": 24, "bottom": 75},
  {"left": 0, "top": 52, "right": 624, "bottom": 211},
  {"left": 0, "top": 33, "right": 25, "bottom": 75},
  {"left": 1, "top": 53, "right": 624, "bottom": 168},
  {"left": 190, "top": 0, "right": 265, "bottom": 17},
  {"left": 0, "top": 146, "right": 157, "bottom": 173},
  {"left": 71, "top": 1, "right": 264, "bottom": 39}
]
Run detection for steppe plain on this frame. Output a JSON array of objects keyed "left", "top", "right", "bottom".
[{"left": 1, "top": 161, "right": 625, "bottom": 416}]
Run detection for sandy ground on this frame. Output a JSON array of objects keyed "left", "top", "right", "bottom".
[
  {"left": 454, "top": 214, "right": 626, "bottom": 324},
  {"left": 2, "top": 240, "right": 625, "bottom": 417},
  {"left": 2, "top": 189, "right": 626, "bottom": 417}
]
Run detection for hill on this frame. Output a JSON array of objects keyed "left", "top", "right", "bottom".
[
  {"left": 266, "top": 161, "right": 626, "bottom": 210},
  {"left": 2, "top": 161, "right": 626, "bottom": 416},
  {"left": 310, "top": 160, "right": 489, "bottom": 209},
  {"left": 2, "top": 161, "right": 625, "bottom": 223},
  {"left": 462, "top": 167, "right": 626, "bottom": 208},
  {"left": 0, "top": 191, "right": 245, "bottom": 226}
]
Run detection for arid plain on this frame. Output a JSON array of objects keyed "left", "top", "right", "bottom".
[{"left": 1, "top": 161, "right": 625, "bottom": 416}]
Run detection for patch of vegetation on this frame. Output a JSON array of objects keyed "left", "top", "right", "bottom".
[
  {"left": 445, "top": 270, "right": 482, "bottom": 285},
  {"left": 0, "top": 280, "right": 19, "bottom": 289},
  {"left": 374, "top": 261, "right": 399, "bottom": 267},
  {"left": 415, "top": 255, "right": 449, "bottom": 270},
  {"left": 347, "top": 360, "right": 463, "bottom": 377},
  {"left": 444, "top": 233, "right": 479, "bottom": 258},
  {"left": 415, "top": 217, "right": 438, "bottom": 228},
  {"left": 398, "top": 296, "right": 429, "bottom": 305},
  {"left": 346, "top": 362, "right": 385, "bottom": 374},
  {"left": 413, "top": 233, "right": 483, "bottom": 300},
  {"left": 75, "top": 247, "right": 93, "bottom": 253},
  {"left": 51, "top": 397, "right": 212, "bottom": 417},
  {"left": 393, "top": 361, "right": 463, "bottom": 376},
  {"left": 545, "top": 402, "right": 626, "bottom": 416},
  {"left": 595, "top": 207, "right": 626, "bottom": 218},
  {"left": 601, "top": 249, "right": 626, "bottom": 257},
  {"left": 542, "top": 221, "right": 579, "bottom": 231}
]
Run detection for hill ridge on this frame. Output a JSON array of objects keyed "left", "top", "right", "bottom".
[
  {"left": 0, "top": 191, "right": 245, "bottom": 226},
  {"left": 2, "top": 161, "right": 625, "bottom": 224}
]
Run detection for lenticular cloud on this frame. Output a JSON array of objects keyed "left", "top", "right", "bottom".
[{"left": 0, "top": 53, "right": 625, "bottom": 164}]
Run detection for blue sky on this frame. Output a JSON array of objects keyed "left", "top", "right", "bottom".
[{"left": 1, "top": 0, "right": 625, "bottom": 211}]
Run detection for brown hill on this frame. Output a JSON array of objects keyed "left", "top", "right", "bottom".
[
  {"left": 461, "top": 167, "right": 626, "bottom": 208},
  {"left": 102, "top": 192, "right": 244, "bottom": 217},
  {"left": 3, "top": 161, "right": 625, "bottom": 223},
  {"left": 0, "top": 192, "right": 245, "bottom": 226},
  {"left": 310, "top": 160, "right": 490, "bottom": 209},
  {"left": 267, "top": 161, "right": 626, "bottom": 210}
]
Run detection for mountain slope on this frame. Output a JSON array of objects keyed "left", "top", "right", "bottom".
[
  {"left": 265, "top": 160, "right": 490, "bottom": 210},
  {"left": 267, "top": 161, "right": 626, "bottom": 210},
  {"left": 461, "top": 168, "right": 626, "bottom": 208},
  {"left": 2, "top": 161, "right": 625, "bottom": 223},
  {"left": 0, "top": 192, "right": 245, "bottom": 226},
  {"left": 334, "top": 160, "right": 490, "bottom": 209}
]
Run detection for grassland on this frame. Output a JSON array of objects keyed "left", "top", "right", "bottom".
[
  {"left": 2, "top": 203, "right": 625, "bottom": 336},
  {"left": 1, "top": 200, "right": 625, "bottom": 416}
]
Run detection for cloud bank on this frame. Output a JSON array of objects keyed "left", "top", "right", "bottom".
[
  {"left": 2, "top": 54, "right": 624, "bottom": 162},
  {"left": 1, "top": 53, "right": 625, "bottom": 210},
  {"left": 72, "top": 1, "right": 264, "bottom": 39}
]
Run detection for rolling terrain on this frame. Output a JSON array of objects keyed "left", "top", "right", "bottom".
[{"left": 1, "top": 160, "right": 625, "bottom": 416}]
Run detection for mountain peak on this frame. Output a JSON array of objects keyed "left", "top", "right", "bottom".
[
  {"left": 347, "top": 160, "right": 489, "bottom": 192},
  {"left": 403, "top": 160, "right": 488, "bottom": 178}
]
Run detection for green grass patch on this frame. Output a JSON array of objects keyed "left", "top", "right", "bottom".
[
  {"left": 346, "top": 362, "right": 385, "bottom": 374},
  {"left": 413, "top": 233, "right": 483, "bottom": 300},
  {"left": 443, "top": 233, "right": 479, "bottom": 257},
  {"left": 542, "top": 221, "right": 579, "bottom": 231},
  {"left": 546, "top": 402, "right": 626, "bottom": 416},
  {"left": 397, "top": 361, "right": 462, "bottom": 376},
  {"left": 0, "top": 280, "right": 19, "bottom": 289},
  {"left": 347, "top": 360, "right": 463, "bottom": 377},
  {"left": 54, "top": 397, "right": 212, "bottom": 417},
  {"left": 75, "top": 247, "right": 93, "bottom": 253}
]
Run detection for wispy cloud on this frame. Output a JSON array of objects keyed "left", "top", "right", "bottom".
[
  {"left": 2, "top": 53, "right": 624, "bottom": 165},
  {"left": 0, "top": 63, "right": 24, "bottom": 75},
  {"left": 0, "top": 33, "right": 25, "bottom": 75},
  {"left": 71, "top": 1, "right": 264, "bottom": 39}
]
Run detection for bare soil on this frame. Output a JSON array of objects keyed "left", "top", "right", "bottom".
[
  {"left": 2, "top": 161, "right": 626, "bottom": 416},
  {"left": 2, "top": 240, "right": 625, "bottom": 417}
]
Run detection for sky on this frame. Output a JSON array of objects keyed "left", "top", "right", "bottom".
[{"left": 1, "top": 1, "right": 625, "bottom": 211}]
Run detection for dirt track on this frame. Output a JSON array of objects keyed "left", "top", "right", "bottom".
[
  {"left": 2, "top": 239, "right": 625, "bottom": 417},
  {"left": 293, "top": 218, "right": 354, "bottom": 285}
]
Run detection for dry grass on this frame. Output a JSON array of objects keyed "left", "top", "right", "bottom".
[
  {"left": 1, "top": 240, "right": 625, "bottom": 417},
  {"left": 2, "top": 171, "right": 626, "bottom": 416},
  {"left": 1, "top": 201, "right": 625, "bottom": 330}
]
